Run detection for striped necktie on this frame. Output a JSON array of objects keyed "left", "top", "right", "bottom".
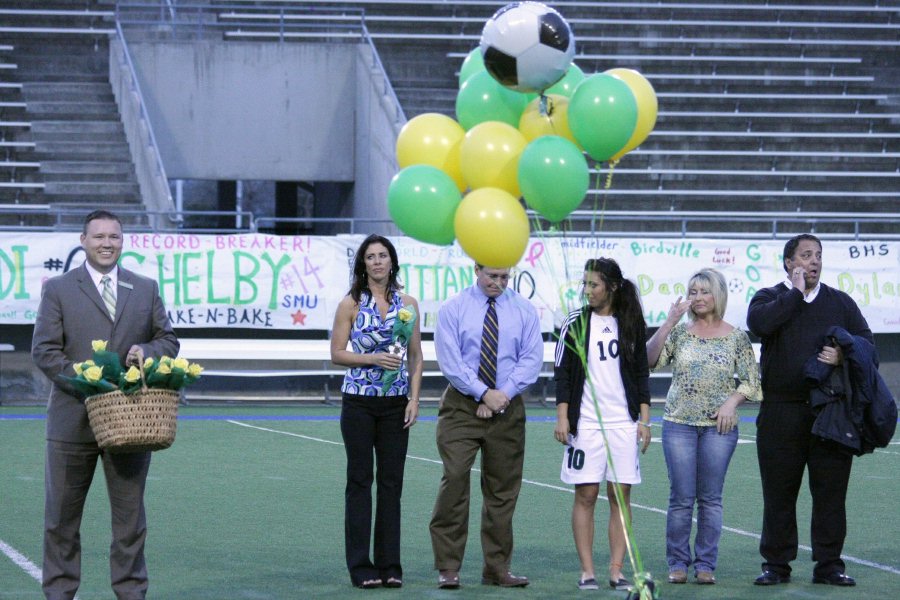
[
  {"left": 100, "top": 275, "right": 116, "bottom": 319},
  {"left": 478, "top": 297, "right": 498, "bottom": 389}
]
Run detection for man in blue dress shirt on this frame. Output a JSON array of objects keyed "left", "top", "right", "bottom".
[{"left": 429, "top": 264, "right": 544, "bottom": 589}]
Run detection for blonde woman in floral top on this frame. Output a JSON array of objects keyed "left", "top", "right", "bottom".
[{"left": 646, "top": 268, "right": 761, "bottom": 586}]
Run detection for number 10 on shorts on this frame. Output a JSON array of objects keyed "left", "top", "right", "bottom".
[{"left": 566, "top": 446, "right": 585, "bottom": 470}]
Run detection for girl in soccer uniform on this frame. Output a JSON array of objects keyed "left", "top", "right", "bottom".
[{"left": 553, "top": 258, "right": 652, "bottom": 591}]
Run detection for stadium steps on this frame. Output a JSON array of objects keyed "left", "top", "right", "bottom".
[
  {"left": 352, "top": 1, "right": 898, "bottom": 225},
  {"left": 126, "top": 1, "right": 900, "bottom": 234},
  {"left": 0, "top": 4, "right": 142, "bottom": 222}
]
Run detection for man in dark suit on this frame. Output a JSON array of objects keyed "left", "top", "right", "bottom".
[{"left": 32, "top": 210, "right": 179, "bottom": 600}]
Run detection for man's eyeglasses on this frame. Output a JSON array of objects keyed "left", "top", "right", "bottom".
[{"left": 483, "top": 273, "right": 510, "bottom": 283}]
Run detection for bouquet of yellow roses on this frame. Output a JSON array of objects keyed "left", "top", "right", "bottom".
[
  {"left": 381, "top": 305, "right": 417, "bottom": 393},
  {"left": 63, "top": 340, "right": 203, "bottom": 397},
  {"left": 62, "top": 340, "right": 203, "bottom": 453}
]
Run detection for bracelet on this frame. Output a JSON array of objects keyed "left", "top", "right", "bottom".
[
  {"left": 408, "top": 398, "right": 419, "bottom": 403},
  {"left": 638, "top": 421, "right": 651, "bottom": 428}
]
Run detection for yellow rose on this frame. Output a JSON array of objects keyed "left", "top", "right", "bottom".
[
  {"left": 143, "top": 357, "right": 155, "bottom": 370},
  {"left": 83, "top": 365, "right": 103, "bottom": 383},
  {"left": 91, "top": 340, "right": 108, "bottom": 352},
  {"left": 159, "top": 356, "right": 172, "bottom": 366},
  {"left": 172, "top": 357, "right": 189, "bottom": 371},
  {"left": 73, "top": 362, "right": 84, "bottom": 376},
  {"left": 83, "top": 359, "right": 96, "bottom": 367},
  {"left": 156, "top": 363, "right": 171, "bottom": 375},
  {"left": 124, "top": 366, "right": 141, "bottom": 383},
  {"left": 187, "top": 363, "right": 204, "bottom": 377},
  {"left": 398, "top": 307, "right": 413, "bottom": 322}
]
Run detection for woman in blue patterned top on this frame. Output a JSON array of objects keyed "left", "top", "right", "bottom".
[
  {"left": 330, "top": 234, "right": 423, "bottom": 589},
  {"left": 646, "top": 268, "right": 761, "bottom": 586}
]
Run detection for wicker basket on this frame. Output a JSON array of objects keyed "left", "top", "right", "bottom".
[{"left": 85, "top": 387, "right": 179, "bottom": 453}]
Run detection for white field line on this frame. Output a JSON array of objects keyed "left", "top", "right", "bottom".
[
  {"left": 228, "top": 420, "right": 900, "bottom": 576},
  {"left": 0, "top": 538, "right": 71, "bottom": 597}
]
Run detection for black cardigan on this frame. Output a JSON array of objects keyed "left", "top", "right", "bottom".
[{"left": 553, "top": 307, "right": 651, "bottom": 436}]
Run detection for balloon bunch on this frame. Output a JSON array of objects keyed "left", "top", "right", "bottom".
[{"left": 387, "top": 1, "right": 658, "bottom": 267}]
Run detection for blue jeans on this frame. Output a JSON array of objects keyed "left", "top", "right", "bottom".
[{"left": 662, "top": 420, "right": 738, "bottom": 574}]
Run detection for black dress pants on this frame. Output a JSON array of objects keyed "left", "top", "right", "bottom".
[
  {"left": 756, "top": 400, "right": 853, "bottom": 578},
  {"left": 340, "top": 393, "right": 409, "bottom": 586}
]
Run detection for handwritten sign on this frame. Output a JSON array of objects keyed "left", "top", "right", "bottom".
[{"left": 1, "top": 233, "right": 897, "bottom": 333}]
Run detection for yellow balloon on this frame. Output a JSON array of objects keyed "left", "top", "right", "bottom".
[
  {"left": 454, "top": 187, "right": 529, "bottom": 268},
  {"left": 518, "top": 94, "right": 579, "bottom": 147},
  {"left": 460, "top": 121, "right": 527, "bottom": 197},
  {"left": 396, "top": 113, "right": 466, "bottom": 191},
  {"left": 606, "top": 68, "right": 658, "bottom": 161}
]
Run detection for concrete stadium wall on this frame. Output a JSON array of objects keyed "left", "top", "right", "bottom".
[
  {"left": 128, "top": 41, "right": 357, "bottom": 182},
  {"left": 125, "top": 40, "right": 403, "bottom": 224}
]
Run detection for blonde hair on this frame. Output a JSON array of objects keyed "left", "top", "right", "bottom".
[{"left": 687, "top": 268, "right": 728, "bottom": 321}]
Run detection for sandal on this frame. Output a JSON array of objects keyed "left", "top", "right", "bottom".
[
  {"left": 357, "top": 579, "right": 382, "bottom": 589},
  {"left": 383, "top": 576, "right": 403, "bottom": 588}
]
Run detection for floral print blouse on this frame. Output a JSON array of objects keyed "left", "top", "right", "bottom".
[
  {"left": 654, "top": 323, "right": 762, "bottom": 426},
  {"left": 341, "top": 290, "right": 408, "bottom": 396}
]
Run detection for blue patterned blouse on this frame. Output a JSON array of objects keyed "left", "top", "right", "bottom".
[{"left": 341, "top": 290, "right": 409, "bottom": 396}]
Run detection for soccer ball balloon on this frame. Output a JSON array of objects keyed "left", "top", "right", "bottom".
[{"left": 480, "top": 2, "right": 575, "bottom": 93}]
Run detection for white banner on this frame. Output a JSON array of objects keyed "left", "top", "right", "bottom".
[{"left": 1, "top": 233, "right": 897, "bottom": 333}]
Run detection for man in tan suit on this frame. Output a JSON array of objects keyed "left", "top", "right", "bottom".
[{"left": 32, "top": 210, "right": 178, "bottom": 600}]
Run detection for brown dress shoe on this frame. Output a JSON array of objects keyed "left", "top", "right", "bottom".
[
  {"left": 481, "top": 571, "right": 529, "bottom": 587},
  {"left": 667, "top": 569, "right": 688, "bottom": 584},
  {"left": 696, "top": 571, "right": 716, "bottom": 585},
  {"left": 438, "top": 570, "right": 460, "bottom": 589}
]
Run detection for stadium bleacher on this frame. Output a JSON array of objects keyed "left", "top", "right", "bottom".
[
  {"left": 0, "top": 0, "right": 898, "bottom": 403},
  {"left": 0, "top": 2, "right": 140, "bottom": 229},
  {"left": 196, "top": 0, "right": 900, "bottom": 234}
]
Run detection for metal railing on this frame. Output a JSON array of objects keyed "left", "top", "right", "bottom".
[
  {"left": 3, "top": 205, "right": 899, "bottom": 239},
  {"left": 111, "top": 22, "right": 176, "bottom": 225}
]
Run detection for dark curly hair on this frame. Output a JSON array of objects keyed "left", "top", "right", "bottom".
[{"left": 349, "top": 234, "right": 402, "bottom": 304}]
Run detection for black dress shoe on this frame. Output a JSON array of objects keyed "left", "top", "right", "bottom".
[
  {"left": 754, "top": 570, "right": 790, "bottom": 585},
  {"left": 481, "top": 571, "right": 529, "bottom": 587},
  {"left": 813, "top": 572, "right": 856, "bottom": 586}
]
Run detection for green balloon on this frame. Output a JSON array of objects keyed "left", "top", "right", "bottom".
[
  {"left": 387, "top": 165, "right": 462, "bottom": 245},
  {"left": 458, "top": 48, "right": 485, "bottom": 87},
  {"left": 544, "top": 63, "right": 585, "bottom": 98},
  {"left": 518, "top": 136, "right": 589, "bottom": 223},
  {"left": 455, "top": 70, "right": 529, "bottom": 130},
  {"left": 568, "top": 73, "right": 638, "bottom": 162}
]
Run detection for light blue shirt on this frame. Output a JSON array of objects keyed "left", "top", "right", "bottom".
[{"left": 435, "top": 284, "right": 543, "bottom": 401}]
